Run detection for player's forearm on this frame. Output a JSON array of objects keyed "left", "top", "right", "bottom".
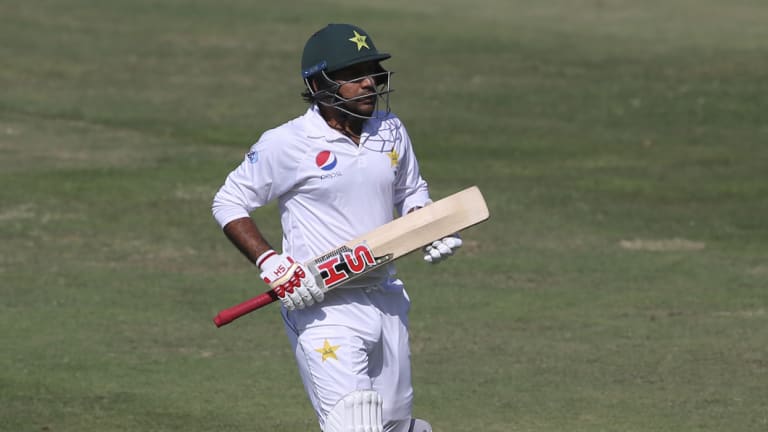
[{"left": 222, "top": 217, "right": 274, "bottom": 266}]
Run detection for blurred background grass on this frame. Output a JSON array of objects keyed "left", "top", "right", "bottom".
[{"left": 1, "top": 1, "right": 767, "bottom": 431}]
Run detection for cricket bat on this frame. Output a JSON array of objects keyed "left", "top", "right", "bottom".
[{"left": 213, "top": 185, "right": 490, "bottom": 327}]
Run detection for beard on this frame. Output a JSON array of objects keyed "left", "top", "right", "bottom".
[
  {"left": 325, "top": 92, "right": 378, "bottom": 119},
  {"left": 340, "top": 94, "right": 377, "bottom": 117}
]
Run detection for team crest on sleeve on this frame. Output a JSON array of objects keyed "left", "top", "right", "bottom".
[
  {"left": 246, "top": 150, "right": 259, "bottom": 163},
  {"left": 315, "top": 150, "right": 338, "bottom": 171}
]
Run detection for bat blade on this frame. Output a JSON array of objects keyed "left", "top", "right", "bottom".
[
  {"left": 213, "top": 185, "right": 489, "bottom": 327},
  {"left": 348, "top": 185, "right": 489, "bottom": 260}
]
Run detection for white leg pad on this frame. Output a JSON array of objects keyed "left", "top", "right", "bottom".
[{"left": 324, "top": 390, "right": 384, "bottom": 432}]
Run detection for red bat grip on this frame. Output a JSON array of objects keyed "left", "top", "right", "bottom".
[{"left": 213, "top": 290, "right": 279, "bottom": 327}]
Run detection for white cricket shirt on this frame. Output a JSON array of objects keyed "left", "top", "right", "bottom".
[{"left": 212, "top": 105, "right": 430, "bottom": 286}]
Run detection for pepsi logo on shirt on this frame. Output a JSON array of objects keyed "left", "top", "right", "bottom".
[{"left": 315, "top": 150, "right": 338, "bottom": 171}]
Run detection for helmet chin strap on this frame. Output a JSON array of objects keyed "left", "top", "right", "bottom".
[{"left": 305, "top": 70, "right": 394, "bottom": 120}]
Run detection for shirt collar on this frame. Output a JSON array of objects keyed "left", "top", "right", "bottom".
[{"left": 303, "top": 104, "right": 382, "bottom": 144}]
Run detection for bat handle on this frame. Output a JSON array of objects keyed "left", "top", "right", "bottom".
[{"left": 213, "top": 290, "right": 279, "bottom": 327}]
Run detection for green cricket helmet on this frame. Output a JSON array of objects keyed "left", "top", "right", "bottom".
[
  {"left": 301, "top": 23, "right": 391, "bottom": 78},
  {"left": 301, "top": 23, "right": 394, "bottom": 119}
]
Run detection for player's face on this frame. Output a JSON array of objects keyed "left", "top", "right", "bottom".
[{"left": 330, "top": 61, "right": 382, "bottom": 117}]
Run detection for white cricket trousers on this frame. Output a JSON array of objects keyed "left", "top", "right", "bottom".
[{"left": 282, "top": 283, "right": 414, "bottom": 432}]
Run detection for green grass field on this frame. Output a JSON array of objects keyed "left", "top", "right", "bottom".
[{"left": 2, "top": 1, "right": 767, "bottom": 431}]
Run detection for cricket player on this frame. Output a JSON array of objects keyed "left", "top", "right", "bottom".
[{"left": 212, "top": 23, "right": 461, "bottom": 432}]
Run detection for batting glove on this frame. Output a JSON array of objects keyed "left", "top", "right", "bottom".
[
  {"left": 257, "top": 250, "right": 325, "bottom": 310},
  {"left": 423, "top": 234, "right": 462, "bottom": 264}
]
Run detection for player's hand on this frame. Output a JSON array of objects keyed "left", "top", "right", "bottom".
[
  {"left": 423, "top": 234, "right": 462, "bottom": 264},
  {"left": 258, "top": 250, "right": 325, "bottom": 310}
]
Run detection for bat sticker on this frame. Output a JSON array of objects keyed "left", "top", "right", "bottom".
[{"left": 311, "top": 243, "right": 393, "bottom": 289}]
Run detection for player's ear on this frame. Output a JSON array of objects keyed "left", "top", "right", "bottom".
[
  {"left": 310, "top": 76, "right": 332, "bottom": 95},
  {"left": 309, "top": 77, "right": 320, "bottom": 93}
]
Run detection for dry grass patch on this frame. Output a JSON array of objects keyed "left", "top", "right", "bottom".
[{"left": 619, "top": 238, "right": 706, "bottom": 252}]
